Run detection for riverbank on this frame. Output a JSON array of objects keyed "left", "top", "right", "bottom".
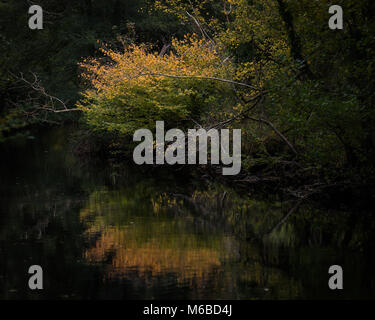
[
  {"left": 1, "top": 127, "right": 375, "bottom": 299},
  {"left": 66, "top": 123, "right": 375, "bottom": 212}
]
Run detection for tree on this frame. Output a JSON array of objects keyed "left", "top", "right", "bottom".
[{"left": 77, "top": 35, "right": 236, "bottom": 135}]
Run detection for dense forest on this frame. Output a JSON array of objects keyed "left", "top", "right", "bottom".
[
  {"left": 1, "top": 0, "right": 375, "bottom": 198},
  {"left": 2, "top": 0, "right": 375, "bottom": 301}
]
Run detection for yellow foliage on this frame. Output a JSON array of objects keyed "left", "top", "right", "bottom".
[{"left": 77, "top": 34, "right": 234, "bottom": 134}]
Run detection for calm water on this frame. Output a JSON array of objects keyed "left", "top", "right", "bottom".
[{"left": 0, "top": 129, "right": 375, "bottom": 300}]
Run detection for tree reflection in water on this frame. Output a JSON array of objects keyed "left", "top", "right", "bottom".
[{"left": 1, "top": 129, "right": 375, "bottom": 299}]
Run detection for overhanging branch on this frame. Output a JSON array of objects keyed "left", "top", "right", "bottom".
[{"left": 138, "top": 71, "right": 262, "bottom": 91}]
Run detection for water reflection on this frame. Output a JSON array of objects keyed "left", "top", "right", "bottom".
[
  {"left": 0, "top": 129, "right": 374, "bottom": 299},
  {"left": 81, "top": 188, "right": 227, "bottom": 285}
]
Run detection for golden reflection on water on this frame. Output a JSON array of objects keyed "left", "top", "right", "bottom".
[
  {"left": 1, "top": 129, "right": 373, "bottom": 299},
  {"left": 84, "top": 228, "right": 224, "bottom": 285},
  {"left": 79, "top": 188, "right": 236, "bottom": 287}
]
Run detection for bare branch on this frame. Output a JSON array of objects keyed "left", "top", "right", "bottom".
[
  {"left": 186, "top": 11, "right": 216, "bottom": 46},
  {"left": 263, "top": 200, "right": 303, "bottom": 236},
  {"left": 137, "top": 71, "right": 262, "bottom": 91},
  {"left": 209, "top": 94, "right": 263, "bottom": 130},
  {"left": 246, "top": 116, "right": 298, "bottom": 155},
  {"left": 158, "top": 43, "right": 171, "bottom": 57},
  {"left": 10, "top": 72, "right": 81, "bottom": 114}
]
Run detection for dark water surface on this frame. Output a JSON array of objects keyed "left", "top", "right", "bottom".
[{"left": 1, "top": 129, "right": 375, "bottom": 299}]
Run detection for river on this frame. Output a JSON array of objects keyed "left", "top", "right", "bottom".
[{"left": 0, "top": 128, "right": 374, "bottom": 299}]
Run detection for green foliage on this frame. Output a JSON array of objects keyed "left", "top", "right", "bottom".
[
  {"left": 0, "top": 0, "right": 189, "bottom": 141},
  {"left": 1, "top": 0, "right": 375, "bottom": 182},
  {"left": 77, "top": 37, "right": 234, "bottom": 135}
]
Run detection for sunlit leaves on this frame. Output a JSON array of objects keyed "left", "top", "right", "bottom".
[{"left": 77, "top": 35, "right": 233, "bottom": 135}]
